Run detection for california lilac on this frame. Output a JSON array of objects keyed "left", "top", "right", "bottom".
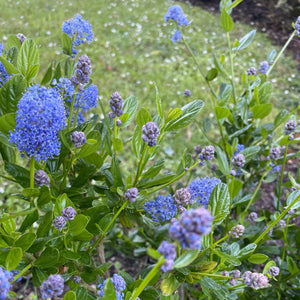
[
  {"left": 172, "top": 29, "right": 182, "bottom": 44},
  {"left": 124, "top": 187, "right": 139, "bottom": 203},
  {"left": 173, "top": 188, "right": 191, "bottom": 207},
  {"left": 73, "top": 275, "right": 81, "bottom": 283},
  {"left": 41, "top": 274, "right": 64, "bottom": 298},
  {"left": 278, "top": 219, "right": 286, "bottom": 229},
  {"left": 270, "top": 147, "right": 281, "bottom": 161},
  {"left": 66, "top": 109, "right": 85, "bottom": 126},
  {"left": 230, "top": 169, "right": 237, "bottom": 176},
  {"left": 295, "top": 16, "right": 300, "bottom": 35},
  {"left": 116, "top": 119, "right": 122, "bottom": 127},
  {"left": 71, "top": 131, "right": 86, "bottom": 148},
  {"left": 270, "top": 163, "right": 281, "bottom": 174},
  {"left": 247, "top": 67, "right": 257, "bottom": 75},
  {"left": 157, "top": 241, "right": 176, "bottom": 272},
  {"left": 34, "top": 170, "right": 50, "bottom": 187},
  {"left": 144, "top": 194, "right": 177, "bottom": 223},
  {"left": 229, "top": 278, "right": 237, "bottom": 286},
  {"left": 98, "top": 274, "right": 126, "bottom": 300},
  {"left": 53, "top": 77, "right": 75, "bottom": 99},
  {"left": 242, "top": 271, "right": 269, "bottom": 290},
  {"left": 0, "top": 59, "right": 10, "bottom": 88},
  {"left": 258, "top": 61, "right": 269, "bottom": 74},
  {"left": 229, "top": 224, "right": 245, "bottom": 238},
  {"left": 269, "top": 266, "right": 280, "bottom": 277},
  {"left": 165, "top": 5, "right": 189, "bottom": 26},
  {"left": 109, "top": 92, "right": 123, "bottom": 117},
  {"left": 142, "top": 121, "right": 160, "bottom": 147},
  {"left": 232, "top": 153, "right": 245, "bottom": 168},
  {"left": 67, "top": 83, "right": 98, "bottom": 112},
  {"left": 222, "top": 271, "right": 229, "bottom": 277},
  {"left": 188, "top": 177, "right": 220, "bottom": 207},
  {"left": 232, "top": 270, "right": 241, "bottom": 278},
  {"left": 0, "top": 268, "right": 10, "bottom": 300},
  {"left": 53, "top": 216, "right": 67, "bottom": 231},
  {"left": 289, "top": 134, "right": 294, "bottom": 141},
  {"left": 183, "top": 89, "right": 191, "bottom": 97},
  {"left": 247, "top": 212, "right": 258, "bottom": 223},
  {"left": 194, "top": 145, "right": 202, "bottom": 154},
  {"left": 108, "top": 112, "right": 116, "bottom": 119},
  {"left": 234, "top": 144, "right": 245, "bottom": 155},
  {"left": 169, "top": 207, "right": 213, "bottom": 249},
  {"left": 199, "top": 145, "right": 215, "bottom": 163},
  {"left": 284, "top": 120, "right": 296, "bottom": 135},
  {"left": 9, "top": 85, "right": 65, "bottom": 162},
  {"left": 16, "top": 33, "right": 27, "bottom": 44},
  {"left": 71, "top": 55, "right": 92, "bottom": 85},
  {"left": 62, "top": 14, "right": 93, "bottom": 54},
  {"left": 62, "top": 206, "right": 77, "bottom": 221}
]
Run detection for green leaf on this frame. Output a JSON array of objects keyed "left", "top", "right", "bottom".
[
  {"left": 111, "top": 154, "right": 124, "bottom": 187},
  {"left": 0, "top": 75, "right": 27, "bottom": 116},
  {"left": 53, "top": 194, "right": 74, "bottom": 218},
  {"left": 41, "top": 62, "right": 54, "bottom": 85},
  {"left": 274, "top": 109, "right": 289, "bottom": 128},
  {"left": 214, "top": 250, "right": 241, "bottom": 266},
  {"left": 215, "top": 146, "right": 229, "bottom": 176},
  {"left": 0, "top": 56, "right": 20, "bottom": 75},
  {"left": 61, "top": 32, "right": 73, "bottom": 56},
  {"left": 165, "top": 108, "right": 182, "bottom": 124},
  {"left": 69, "top": 215, "right": 90, "bottom": 236},
  {"left": 7, "top": 35, "right": 21, "bottom": 51},
  {"left": 121, "top": 96, "right": 139, "bottom": 128},
  {"left": 64, "top": 291, "right": 76, "bottom": 300},
  {"left": 36, "top": 211, "right": 53, "bottom": 238},
  {"left": 72, "top": 229, "right": 94, "bottom": 241},
  {"left": 78, "top": 131, "right": 101, "bottom": 158},
  {"left": 102, "top": 279, "right": 117, "bottom": 300},
  {"left": 228, "top": 0, "right": 244, "bottom": 9},
  {"left": 112, "top": 138, "right": 123, "bottom": 152},
  {"left": 0, "top": 113, "right": 16, "bottom": 135},
  {"left": 142, "top": 158, "right": 164, "bottom": 178},
  {"left": 147, "top": 248, "right": 161, "bottom": 260},
  {"left": 239, "top": 146, "right": 260, "bottom": 163},
  {"left": 259, "top": 82, "right": 273, "bottom": 103},
  {"left": 208, "top": 183, "right": 230, "bottom": 225},
  {"left": 154, "top": 82, "right": 163, "bottom": 119},
  {"left": 5, "top": 162, "right": 30, "bottom": 188},
  {"left": 19, "top": 209, "right": 39, "bottom": 233},
  {"left": 17, "top": 38, "right": 39, "bottom": 81},
  {"left": 5, "top": 247, "right": 22, "bottom": 271},
  {"left": 287, "top": 256, "right": 299, "bottom": 274},
  {"left": 174, "top": 249, "right": 199, "bottom": 268},
  {"left": 221, "top": 9, "right": 234, "bottom": 32},
  {"left": 237, "top": 243, "right": 257, "bottom": 259},
  {"left": 215, "top": 106, "right": 231, "bottom": 120},
  {"left": 263, "top": 260, "right": 276, "bottom": 275},
  {"left": 286, "top": 190, "right": 300, "bottom": 210},
  {"left": 161, "top": 275, "right": 180, "bottom": 296},
  {"left": 165, "top": 100, "right": 204, "bottom": 131},
  {"left": 248, "top": 253, "right": 268, "bottom": 264},
  {"left": 228, "top": 177, "right": 243, "bottom": 199},
  {"left": 15, "top": 233, "right": 36, "bottom": 251},
  {"left": 233, "top": 30, "right": 256, "bottom": 51},
  {"left": 252, "top": 104, "right": 272, "bottom": 119},
  {"left": 206, "top": 68, "right": 218, "bottom": 81},
  {"left": 132, "top": 125, "right": 142, "bottom": 158},
  {"left": 33, "top": 247, "right": 59, "bottom": 268},
  {"left": 136, "top": 108, "right": 152, "bottom": 128}
]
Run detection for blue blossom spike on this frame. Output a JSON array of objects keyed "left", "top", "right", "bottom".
[
  {"left": 9, "top": 85, "right": 66, "bottom": 162},
  {"left": 98, "top": 274, "right": 126, "bottom": 300},
  {"left": 0, "top": 268, "right": 10, "bottom": 300},
  {"left": 0, "top": 43, "right": 10, "bottom": 88},
  {"left": 144, "top": 194, "right": 177, "bottom": 223},
  {"left": 258, "top": 61, "right": 269, "bottom": 74},
  {"left": 188, "top": 177, "right": 220, "bottom": 207},
  {"left": 158, "top": 241, "right": 176, "bottom": 272},
  {"left": 41, "top": 274, "right": 64, "bottom": 298}
]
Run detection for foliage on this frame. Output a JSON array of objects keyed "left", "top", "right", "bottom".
[{"left": 0, "top": 0, "right": 299, "bottom": 299}]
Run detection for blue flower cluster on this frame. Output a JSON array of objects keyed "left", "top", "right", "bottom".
[
  {"left": 0, "top": 268, "right": 10, "bottom": 300},
  {"left": 199, "top": 145, "right": 215, "bottom": 166},
  {"left": 62, "top": 14, "right": 93, "bottom": 55},
  {"left": 0, "top": 43, "right": 10, "bottom": 88},
  {"left": 165, "top": 5, "right": 189, "bottom": 44},
  {"left": 234, "top": 144, "right": 245, "bottom": 155},
  {"left": 53, "top": 77, "right": 75, "bottom": 99},
  {"left": 98, "top": 274, "right": 126, "bottom": 300},
  {"left": 66, "top": 109, "right": 85, "bottom": 126},
  {"left": 9, "top": 85, "right": 66, "bottom": 162},
  {"left": 258, "top": 61, "right": 269, "bottom": 74},
  {"left": 188, "top": 177, "right": 220, "bottom": 207},
  {"left": 41, "top": 274, "right": 64, "bottom": 298},
  {"left": 157, "top": 241, "right": 176, "bottom": 272},
  {"left": 144, "top": 194, "right": 177, "bottom": 223},
  {"left": 67, "top": 83, "right": 98, "bottom": 112},
  {"left": 231, "top": 144, "right": 245, "bottom": 175},
  {"left": 169, "top": 208, "right": 213, "bottom": 249}
]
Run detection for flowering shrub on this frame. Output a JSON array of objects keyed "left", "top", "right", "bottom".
[{"left": 0, "top": 2, "right": 299, "bottom": 300}]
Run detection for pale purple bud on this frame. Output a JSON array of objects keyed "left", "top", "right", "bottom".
[
  {"left": 124, "top": 187, "right": 139, "bottom": 203},
  {"left": 229, "top": 224, "right": 245, "bottom": 238},
  {"left": 53, "top": 216, "right": 66, "bottom": 231},
  {"left": 71, "top": 131, "right": 86, "bottom": 148},
  {"left": 269, "top": 266, "right": 280, "bottom": 277},
  {"left": 61, "top": 206, "right": 77, "bottom": 221},
  {"left": 174, "top": 188, "right": 191, "bottom": 207},
  {"left": 34, "top": 170, "right": 50, "bottom": 187}
]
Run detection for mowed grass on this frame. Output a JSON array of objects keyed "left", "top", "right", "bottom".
[{"left": 0, "top": 0, "right": 298, "bottom": 172}]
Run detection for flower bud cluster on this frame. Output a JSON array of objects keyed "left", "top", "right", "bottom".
[
  {"left": 169, "top": 207, "right": 213, "bottom": 249},
  {"left": 34, "top": 170, "right": 50, "bottom": 187},
  {"left": 16, "top": 33, "right": 27, "bottom": 44},
  {"left": 247, "top": 67, "right": 256, "bottom": 75},
  {"left": 269, "top": 266, "right": 280, "bottom": 277},
  {"left": 53, "top": 206, "right": 77, "bottom": 231},
  {"left": 270, "top": 147, "right": 281, "bottom": 161},
  {"left": 232, "top": 153, "right": 245, "bottom": 168},
  {"left": 258, "top": 61, "right": 269, "bottom": 74},
  {"left": 173, "top": 188, "right": 191, "bottom": 207},
  {"left": 247, "top": 212, "right": 258, "bottom": 223},
  {"left": 71, "top": 131, "right": 86, "bottom": 148},
  {"left": 71, "top": 55, "right": 92, "bottom": 86},
  {"left": 229, "top": 224, "right": 245, "bottom": 238},
  {"left": 41, "top": 274, "right": 64, "bottom": 298},
  {"left": 109, "top": 91, "right": 123, "bottom": 117},
  {"left": 157, "top": 241, "right": 176, "bottom": 272},
  {"left": 124, "top": 187, "right": 139, "bottom": 203},
  {"left": 199, "top": 145, "right": 215, "bottom": 166},
  {"left": 142, "top": 122, "right": 160, "bottom": 147},
  {"left": 242, "top": 271, "right": 269, "bottom": 289}
]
